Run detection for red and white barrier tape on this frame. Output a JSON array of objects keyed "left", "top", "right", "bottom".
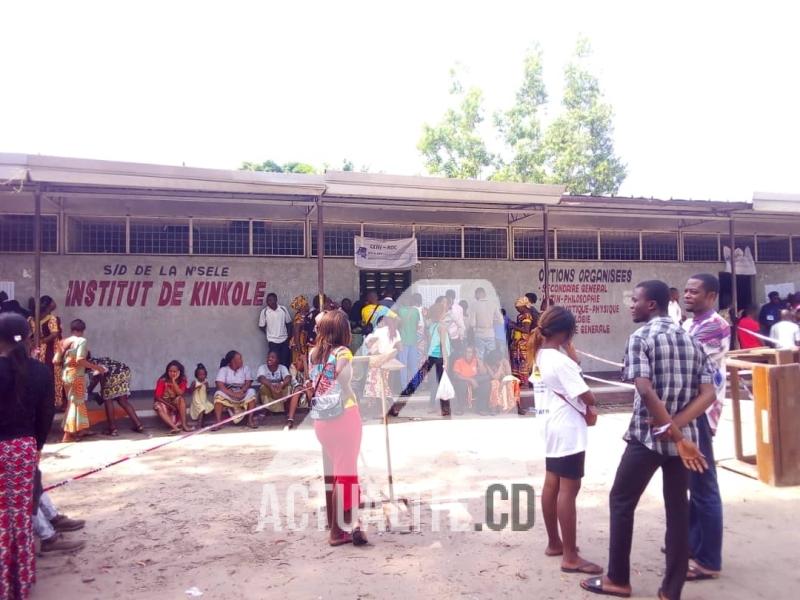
[
  {"left": 43, "top": 390, "right": 298, "bottom": 492},
  {"left": 576, "top": 349, "right": 624, "bottom": 369},
  {"left": 582, "top": 374, "right": 636, "bottom": 390}
]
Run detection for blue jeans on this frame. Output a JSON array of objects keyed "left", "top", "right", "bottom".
[
  {"left": 397, "top": 345, "right": 420, "bottom": 391},
  {"left": 475, "top": 336, "right": 496, "bottom": 360},
  {"left": 689, "top": 414, "right": 723, "bottom": 571}
]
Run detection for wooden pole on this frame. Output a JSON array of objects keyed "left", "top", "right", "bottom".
[
  {"left": 33, "top": 188, "right": 42, "bottom": 350},
  {"left": 316, "top": 196, "right": 325, "bottom": 309},
  {"left": 379, "top": 366, "right": 395, "bottom": 502}
]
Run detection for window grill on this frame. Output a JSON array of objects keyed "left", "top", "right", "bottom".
[
  {"left": 464, "top": 227, "right": 507, "bottom": 259},
  {"left": 556, "top": 230, "right": 598, "bottom": 260},
  {"left": 129, "top": 219, "right": 190, "bottom": 254},
  {"left": 416, "top": 225, "right": 462, "bottom": 258},
  {"left": 600, "top": 231, "right": 640, "bottom": 261},
  {"left": 67, "top": 216, "right": 125, "bottom": 254},
  {"left": 682, "top": 233, "right": 720, "bottom": 262},
  {"left": 193, "top": 220, "right": 249, "bottom": 255},
  {"left": 641, "top": 232, "right": 678, "bottom": 261},
  {"left": 253, "top": 221, "right": 305, "bottom": 256},
  {"left": 513, "top": 229, "right": 554, "bottom": 260},
  {"left": 310, "top": 223, "right": 361, "bottom": 257},
  {"left": 793, "top": 237, "right": 800, "bottom": 263},
  {"left": 756, "top": 235, "right": 791, "bottom": 263},
  {"left": 362, "top": 224, "right": 413, "bottom": 240},
  {"left": 0, "top": 214, "right": 57, "bottom": 253}
]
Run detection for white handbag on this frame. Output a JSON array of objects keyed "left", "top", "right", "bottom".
[{"left": 435, "top": 370, "right": 455, "bottom": 401}]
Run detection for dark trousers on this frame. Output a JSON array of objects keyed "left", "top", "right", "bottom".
[
  {"left": 268, "top": 339, "right": 291, "bottom": 368},
  {"left": 608, "top": 440, "right": 689, "bottom": 600},
  {"left": 689, "top": 415, "right": 723, "bottom": 571},
  {"left": 399, "top": 356, "right": 446, "bottom": 412},
  {"left": 453, "top": 375, "right": 491, "bottom": 413}
]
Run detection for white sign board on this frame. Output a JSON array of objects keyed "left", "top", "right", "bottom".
[{"left": 354, "top": 236, "right": 419, "bottom": 270}]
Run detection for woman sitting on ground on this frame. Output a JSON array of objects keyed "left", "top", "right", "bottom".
[
  {"left": 188, "top": 363, "right": 214, "bottom": 428},
  {"left": 452, "top": 344, "right": 492, "bottom": 415},
  {"left": 485, "top": 350, "right": 520, "bottom": 413},
  {"left": 153, "top": 360, "right": 193, "bottom": 434},
  {"left": 283, "top": 354, "right": 309, "bottom": 430},
  {"left": 61, "top": 319, "right": 106, "bottom": 442},
  {"left": 88, "top": 355, "right": 145, "bottom": 435},
  {"left": 213, "top": 350, "right": 257, "bottom": 429},
  {"left": 531, "top": 306, "right": 601, "bottom": 575}
]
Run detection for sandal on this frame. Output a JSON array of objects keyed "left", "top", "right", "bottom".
[
  {"left": 686, "top": 564, "right": 719, "bottom": 581},
  {"left": 580, "top": 576, "right": 631, "bottom": 598},
  {"left": 283, "top": 419, "right": 294, "bottom": 431},
  {"left": 352, "top": 527, "right": 369, "bottom": 546},
  {"left": 561, "top": 560, "right": 602, "bottom": 575},
  {"left": 105, "top": 428, "right": 119, "bottom": 437},
  {"left": 132, "top": 424, "right": 145, "bottom": 433}
]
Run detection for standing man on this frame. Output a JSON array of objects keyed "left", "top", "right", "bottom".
[
  {"left": 581, "top": 280, "right": 715, "bottom": 600},
  {"left": 258, "top": 292, "right": 292, "bottom": 367},
  {"left": 445, "top": 289, "right": 466, "bottom": 359},
  {"left": 758, "top": 291, "right": 783, "bottom": 336},
  {"left": 668, "top": 287, "right": 684, "bottom": 325},
  {"left": 470, "top": 287, "right": 502, "bottom": 360},
  {"left": 769, "top": 309, "right": 800, "bottom": 349},
  {"left": 682, "top": 274, "right": 730, "bottom": 582}
]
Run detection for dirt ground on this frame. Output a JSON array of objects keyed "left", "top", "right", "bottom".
[{"left": 32, "top": 398, "right": 800, "bottom": 600}]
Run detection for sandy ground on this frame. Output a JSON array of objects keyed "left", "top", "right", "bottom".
[{"left": 32, "top": 397, "right": 800, "bottom": 600}]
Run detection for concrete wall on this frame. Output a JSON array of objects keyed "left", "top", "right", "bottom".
[{"left": 2, "top": 254, "right": 799, "bottom": 389}]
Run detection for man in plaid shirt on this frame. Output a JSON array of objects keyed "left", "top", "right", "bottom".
[
  {"left": 582, "top": 280, "right": 716, "bottom": 600},
  {"left": 682, "top": 274, "right": 730, "bottom": 581}
]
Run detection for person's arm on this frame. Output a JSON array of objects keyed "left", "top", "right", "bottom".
[
  {"left": 672, "top": 383, "right": 716, "bottom": 429},
  {"left": 34, "top": 364, "right": 56, "bottom": 450},
  {"left": 438, "top": 323, "right": 449, "bottom": 369},
  {"left": 257, "top": 375, "right": 269, "bottom": 386},
  {"left": 577, "top": 389, "right": 597, "bottom": 407},
  {"left": 258, "top": 308, "right": 267, "bottom": 333}
]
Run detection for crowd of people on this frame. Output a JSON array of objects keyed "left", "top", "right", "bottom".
[{"left": 1, "top": 276, "right": 799, "bottom": 598}]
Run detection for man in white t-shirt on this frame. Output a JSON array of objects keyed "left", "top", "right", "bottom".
[
  {"left": 256, "top": 350, "right": 292, "bottom": 416},
  {"left": 258, "top": 293, "right": 292, "bottom": 367},
  {"left": 769, "top": 310, "right": 800, "bottom": 349}
]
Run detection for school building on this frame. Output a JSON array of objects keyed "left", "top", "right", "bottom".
[{"left": 1, "top": 153, "right": 799, "bottom": 390}]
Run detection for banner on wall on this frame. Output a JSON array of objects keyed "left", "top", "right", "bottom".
[
  {"left": 723, "top": 246, "right": 757, "bottom": 275},
  {"left": 354, "top": 236, "right": 419, "bottom": 269}
]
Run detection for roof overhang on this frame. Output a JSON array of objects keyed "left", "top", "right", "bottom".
[{"left": 752, "top": 191, "right": 800, "bottom": 213}]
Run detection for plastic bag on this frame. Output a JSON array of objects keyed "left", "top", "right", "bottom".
[{"left": 435, "top": 371, "right": 455, "bottom": 401}]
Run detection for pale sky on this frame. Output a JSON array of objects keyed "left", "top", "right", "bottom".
[{"left": 2, "top": 0, "right": 799, "bottom": 201}]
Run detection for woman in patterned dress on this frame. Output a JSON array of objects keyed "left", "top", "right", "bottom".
[
  {"left": 60, "top": 319, "right": 106, "bottom": 442},
  {"left": 509, "top": 296, "right": 535, "bottom": 385},
  {"left": 27, "top": 295, "right": 65, "bottom": 408},
  {"left": 0, "top": 313, "right": 55, "bottom": 599},
  {"left": 88, "top": 355, "right": 144, "bottom": 436},
  {"left": 289, "top": 295, "right": 312, "bottom": 366}
]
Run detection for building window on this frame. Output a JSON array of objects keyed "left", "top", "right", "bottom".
[
  {"left": 193, "top": 220, "right": 249, "bottom": 255},
  {"left": 0, "top": 214, "right": 57, "bottom": 253},
  {"left": 67, "top": 216, "right": 125, "bottom": 254},
  {"left": 756, "top": 235, "right": 791, "bottom": 263},
  {"left": 310, "top": 223, "right": 361, "bottom": 257},
  {"left": 129, "top": 219, "right": 189, "bottom": 254},
  {"left": 600, "top": 231, "right": 640, "bottom": 261},
  {"left": 556, "top": 230, "right": 598, "bottom": 260},
  {"left": 513, "top": 229, "right": 554, "bottom": 260},
  {"left": 362, "top": 224, "right": 413, "bottom": 240},
  {"left": 793, "top": 237, "right": 800, "bottom": 263},
  {"left": 417, "top": 225, "right": 462, "bottom": 258},
  {"left": 682, "top": 234, "right": 719, "bottom": 262},
  {"left": 253, "top": 221, "right": 305, "bottom": 256},
  {"left": 464, "top": 227, "right": 507, "bottom": 259},
  {"left": 641, "top": 232, "right": 678, "bottom": 261}
]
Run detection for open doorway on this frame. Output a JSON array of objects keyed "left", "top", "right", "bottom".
[{"left": 719, "top": 272, "right": 754, "bottom": 314}]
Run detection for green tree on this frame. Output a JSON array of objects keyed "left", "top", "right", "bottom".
[
  {"left": 418, "top": 70, "right": 495, "bottom": 179},
  {"left": 240, "top": 160, "right": 318, "bottom": 174},
  {"left": 493, "top": 44, "right": 548, "bottom": 183},
  {"left": 541, "top": 37, "right": 626, "bottom": 194}
]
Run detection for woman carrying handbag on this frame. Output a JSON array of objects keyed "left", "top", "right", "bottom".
[{"left": 530, "top": 306, "right": 602, "bottom": 576}]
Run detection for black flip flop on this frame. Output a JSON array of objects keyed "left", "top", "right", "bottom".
[
  {"left": 686, "top": 565, "right": 718, "bottom": 582},
  {"left": 561, "top": 561, "right": 602, "bottom": 574},
  {"left": 580, "top": 576, "right": 631, "bottom": 598},
  {"left": 352, "top": 527, "right": 369, "bottom": 546}
]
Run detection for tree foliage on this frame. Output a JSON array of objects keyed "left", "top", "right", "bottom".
[
  {"left": 417, "top": 70, "right": 495, "bottom": 179},
  {"left": 421, "top": 37, "right": 626, "bottom": 195},
  {"left": 541, "top": 37, "right": 626, "bottom": 195},
  {"left": 240, "top": 160, "right": 318, "bottom": 174}
]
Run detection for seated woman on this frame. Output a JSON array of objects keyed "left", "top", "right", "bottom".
[
  {"left": 257, "top": 350, "right": 292, "bottom": 416},
  {"left": 484, "top": 350, "right": 520, "bottom": 413},
  {"left": 283, "top": 354, "right": 308, "bottom": 430},
  {"left": 87, "top": 355, "right": 144, "bottom": 435},
  {"left": 213, "top": 350, "right": 257, "bottom": 429},
  {"left": 451, "top": 345, "right": 492, "bottom": 415},
  {"left": 153, "top": 360, "right": 193, "bottom": 434}
]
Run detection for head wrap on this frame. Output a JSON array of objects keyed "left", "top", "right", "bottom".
[
  {"left": 290, "top": 295, "right": 309, "bottom": 313},
  {"left": 515, "top": 296, "right": 533, "bottom": 309}
]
